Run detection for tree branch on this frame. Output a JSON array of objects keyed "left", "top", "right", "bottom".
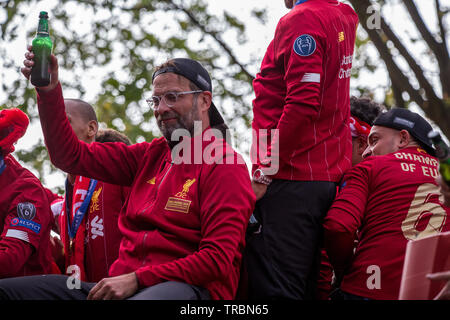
[
  {"left": 435, "top": 0, "right": 448, "bottom": 52},
  {"left": 380, "top": 19, "right": 441, "bottom": 105},
  {"left": 350, "top": 1, "right": 423, "bottom": 105},
  {"left": 434, "top": 0, "right": 450, "bottom": 99},
  {"left": 403, "top": 0, "right": 450, "bottom": 98},
  {"left": 403, "top": 0, "right": 443, "bottom": 59},
  {"left": 391, "top": 81, "right": 406, "bottom": 109},
  {"left": 119, "top": 0, "right": 255, "bottom": 81},
  {"left": 350, "top": 0, "right": 450, "bottom": 137},
  {"left": 167, "top": 1, "right": 255, "bottom": 82}
]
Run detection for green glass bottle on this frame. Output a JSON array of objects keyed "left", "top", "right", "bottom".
[
  {"left": 30, "top": 11, "right": 53, "bottom": 87},
  {"left": 428, "top": 131, "right": 450, "bottom": 186}
]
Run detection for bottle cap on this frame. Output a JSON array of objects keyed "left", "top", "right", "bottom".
[{"left": 39, "top": 11, "right": 49, "bottom": 19}]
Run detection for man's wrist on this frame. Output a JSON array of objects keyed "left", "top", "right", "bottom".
[{"left": 252, "top": 168, "right": 272, "bottom": 185}]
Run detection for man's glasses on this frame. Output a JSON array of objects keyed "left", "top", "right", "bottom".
[{"left": 146, "top": 90, "right": 203, "bottom": 109}]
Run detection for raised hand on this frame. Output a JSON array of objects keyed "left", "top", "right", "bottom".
[{"left": 21, "top": 45, "right": 59, "bottom": 92}]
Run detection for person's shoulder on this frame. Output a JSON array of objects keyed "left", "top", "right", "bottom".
[
  {"left": 2, "top": 155, "right": 50, "bottom": 206},
  {"left": 141, "top": 136, "right": 166, "bottom": 148},
  {"left": 353, "top": 150, "right": 416, "bottom": 174},
  {"left": 208, "top": 136, "right": 247, "bottom": 166},
  {"left": 3, "top": 155, "right": 43, "bottom": 186},
  {"left": 355, "top": 154, "right": 382, "bottom": 168},
  {"left": 125, "top": 136, "right": 168, "bottom": 154},
  {"left": 281, "top": 4, "right": 313, "bottom": 21},
  {"left": 286, "top": 1, "right": 357, "bottom": 19},
  {"left": 343, "top": 155, "right": 386, "bottom": 181},
  {"left": 279, "top": 2, "right": 346, "bottom": 34}
]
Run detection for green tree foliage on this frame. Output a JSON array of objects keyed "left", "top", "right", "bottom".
[
  {"left": 0, "top": 0, "right": 448, "bottom": 191},
  {"left": 0, "top": 0, "right": 265, "bottom": 188},
  {"left": 349, "top": 0, "right": 450, "bottom": 137}
]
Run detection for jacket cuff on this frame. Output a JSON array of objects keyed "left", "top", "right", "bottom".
[{"left": 134, "top": 266, "right": 162, "bottom": 289}]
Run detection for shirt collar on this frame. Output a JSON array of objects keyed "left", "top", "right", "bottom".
[{"left": 294, "top": 0, "right": 309, "bottom": 6}]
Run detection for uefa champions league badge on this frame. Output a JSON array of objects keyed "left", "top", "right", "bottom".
[
  {"left": 293, "top": 34, "right": 316, "bottom": 57},
  {"left": 11, "top": 202, "right": 41, "bottom": 234},
  {"left": 17, "top": 202, "right": 36, "bottom": 220}
]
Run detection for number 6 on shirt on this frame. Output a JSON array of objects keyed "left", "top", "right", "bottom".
[{"left": 402, "top": 183, "right": 447, "bottom": 240}]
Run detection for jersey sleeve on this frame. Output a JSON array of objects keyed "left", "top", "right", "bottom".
[
  {"left": 324, "top": 159, "right": 374, "bottom": 233},
  {"left": 0, "top": 179, "right": 51, "bottom": 277},
  {"left": 36, "top": 83, "right": 148, "bottom": 187},
  {"left": 263, "top": 13, "right": 326, "bottom": 172},
  {"left": 323, "top": 158, "right": 374, "bottom": 275}
]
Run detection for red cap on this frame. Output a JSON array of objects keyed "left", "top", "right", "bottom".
[{"left": 0, "top": 108, "right": 30, "bottom": 155}]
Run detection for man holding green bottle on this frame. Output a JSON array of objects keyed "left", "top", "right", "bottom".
[
  {"left": 30, "top": 11, "right": 53, "bottom": 87},
  {"left": 0, "top": 42, "right": 255, "bottom": 300}
]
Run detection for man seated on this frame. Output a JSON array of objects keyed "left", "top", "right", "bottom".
[
  {"left": 324, "top": 108, "right": 450, "bottom": 300},
  {"left": 0, "top": 50, "right": 255, "bottom": 300},
  {"left": 317, "top": 96, "right": 384, "bottom": 300}
]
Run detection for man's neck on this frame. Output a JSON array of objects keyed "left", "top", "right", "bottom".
[
  {"left": 397, "top": 142, "right": 423, "bottom": 153},
  {"left": 167, "top": 119, "right": 210, "bottom": 150}
]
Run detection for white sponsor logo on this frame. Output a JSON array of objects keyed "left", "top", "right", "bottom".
[
  {"left": 339, "top": 54, "right": 353, "bottom": 79},
  {"left": 339, "top": 67, "right": 352, "bottom": 79},
  {"left": 90, "top": 215, "right": 104, "bottom": 239}
]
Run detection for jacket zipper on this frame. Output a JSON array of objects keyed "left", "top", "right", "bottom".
[
  {"left": 140, "top": 160, "right": 173, "bottom": 214},
  {"left": 157, "top": 161, "right": 173, "bottom": 192},
  {"left": 141, "top": 231, "right": 148, "bottom": 266},
  {"left": 140, "top": 161, "right": 173, "bottom": 265}
]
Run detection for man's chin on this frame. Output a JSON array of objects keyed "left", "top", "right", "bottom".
[{"left": 159, "top": 125, "right": 180, "bottom": 141}]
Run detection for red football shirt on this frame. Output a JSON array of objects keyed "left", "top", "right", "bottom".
[
  {"left": 251, "top": 0, "right": 358, "bottom": 181},
  {"left": 0, "top": 154, "right": 54, "bottom": 277},
  {"left": 60, "top": 179, "right": 128, "bottom": 282},
  {"left": 324, "top": 147, "right": 450, "bottom": 299}
]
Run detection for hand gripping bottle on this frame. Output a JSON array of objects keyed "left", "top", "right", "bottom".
[{"left": 30, "top": 11, "right": 53, "bottom": 87}]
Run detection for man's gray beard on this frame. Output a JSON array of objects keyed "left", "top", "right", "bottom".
[{"left": 158, "top": 99, "right": 199, "bottom": 148}]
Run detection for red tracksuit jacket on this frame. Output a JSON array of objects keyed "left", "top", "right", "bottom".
[
  {"left": 37, "top": 83, "right": 255, "bottom": 300},
  {"left": 0, "top": 154, "right": 54, "bottom": 277},
  {"left": 251, "top": 0, "right": 358, "bottom": 181}
]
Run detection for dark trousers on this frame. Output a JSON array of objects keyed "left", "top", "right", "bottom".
[
  {"left": 0, "top": 275, "right": 210, "bottom": 300},
  {"left": 245, "top": 180, "right": 336, "bottom": 300},
  {"left": 330, "top": 288, "right": 371, "bottom": 300}
]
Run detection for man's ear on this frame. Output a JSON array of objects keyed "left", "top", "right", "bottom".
[
  {"left": 357, "top": 136, "right": 368, "bottom": 156},
  {"left": 199, "top": 91, "right": 212, "bottom": 113},
  {"left": 399, "top": 129, "right": 411, "bottom": 148},
  {"left": 87, "top": 120, "right": 98, "bottom": 139}
]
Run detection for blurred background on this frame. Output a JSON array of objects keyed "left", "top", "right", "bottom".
[{"left": 0, "top": 0, "right": 449, "bottom": 193}]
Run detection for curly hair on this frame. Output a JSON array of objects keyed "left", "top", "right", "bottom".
[
  {"left": 95, "top": 128, "right": 132, "bottom": 145},
  {"left": 350, "top": 96, "right": 385, "bottom": 126}
]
